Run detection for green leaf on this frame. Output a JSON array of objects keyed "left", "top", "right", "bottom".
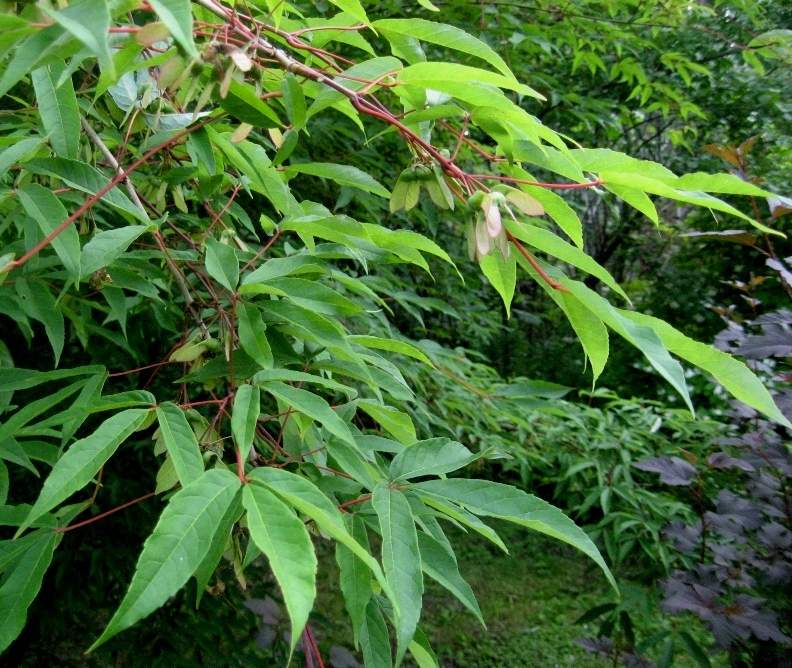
[
  {"left": 0, "top": 461, "right": 7, "bottom": 506},
  {"left": 240, "top": 278, "right": 362, "bottom": 316},
  {"left": 280, "top": 73, "right": 306, "bottom": 129},
  {"left": 0, "top": 137, "right": 44, "bottom": 179},
  {"left": 605, "top": 183, "right": 659, "bottom": 224},
  {"left": 507, "top": 220, "right": 628, "bottom": 301},
  {"left": 417, "top": 532, "right": 483, "bottom": 626},
  {"left": 361, "top": 224, "right": 457, "bottom": 272},
  {"left": 671, "top": 172, "right": 777, "bottom": 198},
  {"left": 24, "top": 157, "right": 149, "bottom": 222},
  {"left": 0, "top": 380, "right": 86, "bottom": 448},
  {"left": 209, "top": 132, "right": 297, "bottom": 213},
  {"left": 618, "top": 308, "right": 792, "bottom": 428},
  {"left": 90, "top": 469, "right": 241, "bottom": 649},
  {"left": 361, "top": 599, "right": 392, "bottom": 668},
  {"left": 231, "top": 384, "right": 260, "bottom": 460},
  {"left": 517, "top": 257, "right": 611, "bottom": 385},
  {"left": 80, "top": 226, "right": 151, "bottom": 278},
  {"left": 326, "top": 439, "right": 381, "bottom": 490},
  {"left": 514, "top": 178, "right": 583, "bottom": 248},
  {"left": 561, "top": 292, "right": 609, "bottom": 385},
  {"left": 254, "top": 369, "right": 357, "bottom": 398},
  {"left": 17, "top": 183, "right": 80, "bottom": 283},
  {"left": 397, "top": 62, "right": 543, "bottom": 100},
  {"left": 221, "top": 79, "right": 281, "bottom": 128},
  {"left": 374, "top": 19, "right": 513, "bottom": 79},
  {"left": 412, "top": 479, "right": 616, "bottom": 591},
  {"left": 336, "top": 515, "right": 372, "bottom": 647},
  {"left": 242, "top": 483, "right": 317, "bottom": 654},
  {"left": 408, "top": 627, "right": 441, "bottom": 668},
  {"left": 237, "top": 302, "right": 274, "bottom": 369},
  {"left": 155, "top": 402, "right": 204, "bottom": 486},
  {"left": 0, "top": 532, "right": 59, "bottom": 653},
  {"left": 389, "top": 438, "right": 477, "bottom": 482},
  {"left": 326, "top": 0, "right": 370, "bottom": 26},
  {"left": 347, "top": 336, "right": 434, "bottom": 368},
  {"left": 0, "top": 530, "right": 51, "bottom": 574},
  {"left": 479, "top": 251, "right": 517, "bottom": 315},
  {"left": 559, "top": 280, "right": 693, "bottom": 412},
  {"left": 0, "top": 25, "right": 65, "bottom": 99},
  {"left": 194, "top": 492, "right": 243, "bottom": 608},
  {"left": 148, "top": 0, "right": 197, "bottom": 56},
  {"left": 372, "top": 483, "right": 423, "bottom": 665},
  {"left": 17, "top": 409, "right": 149, "bottom": 536},
  {"left": 32, "top": 390, "right": 154, "bottom": 430},
  {"left": 599, "top": 171, "right": 776, "bottom": 234},
  {"left": 30, "top": 62, "right": 80, "bottom": 160},
  {"left": 358, "top": 401, "right": 416, "bottom": 445},
  {"left": 0, "top": 366, "right": 104, "bottom": 393},
  {"left": 204, "top": 238, "right": 239, "bottom": 292},
  {"left": 0, "top": 438, "right": 37, "bottom": 476},
  {"left": 248, "top": 467, "right": 393, "bottom": 601},
  {"left": 287, "top": 163, "right": 390, "bottom": 198},
  {"left": 15, "top": 279, "right": 64, "bottom": 364},
  {"left": 41, "top": 0, "right": 114, "bottom": 77},
  {"left": 308, "top": 58, "right": 402, "bottom": 120},
  {"left": 241, "top": 255, "right": 327, "bottom": 285},
  {"left": 263, "top": 381, "right": 356, "bottom": 447}
]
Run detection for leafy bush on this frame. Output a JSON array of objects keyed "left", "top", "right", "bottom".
[{"left": 0, "top": 1, "right": 789, "bottom": 666}]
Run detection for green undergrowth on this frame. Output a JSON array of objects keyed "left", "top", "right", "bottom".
[{"left": 312, "top": 520, "right": 721, "bottom": 668}]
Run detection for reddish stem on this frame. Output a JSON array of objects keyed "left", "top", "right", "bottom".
[
  {"left": 236, "top": 446, "right": 249, "bottom": 483},
  {"left": 506, "top": 231, "right": 570, "bottom": 292},
  {"left": 56, "top": 492, "right": 157, "bottom": 533},
  {"left": 336, "top": 494, "right": 372, "bottom": 511},
  {"left": 470, "top": 175, "right": 604, "bottom": 189},
  {"left": 304, "top": 625, "right": 325, "bottom": 668}
]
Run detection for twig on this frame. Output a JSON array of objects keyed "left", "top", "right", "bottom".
[
  {"left": 80, "top": 117, "right": 149, "bottom": 218},
  {"left": 55, "top": 492, "right": 157, "bottom": 533}
]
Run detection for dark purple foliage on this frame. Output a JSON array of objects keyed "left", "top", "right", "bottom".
[{"left": 633, "top": 456, "right": 697, "bottom": 486}]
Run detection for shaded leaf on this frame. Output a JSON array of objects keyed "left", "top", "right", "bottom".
[
  {"left": 288, "top": 162, "right": 390, "bottom": 198},
  {"left": 31, "top": 62, "right": 80, "bottom": 160},
  {"left": 372, "top": 483, "right": 423, "bottom": 665},
  {"left": 17, "top": 184, "right": 80, "bottom": 283},
  {"left": 263, "top": 381, "right": 356, "bottom": 447},
  {"left": 90, "top": 469, "right": 241, "bottom": 649},
  {"left": 81, "top": 226, "right": 151, "bottom": 278},
  {"left": 680, "top": 230, "right": 758, "bottom": 246},
  {"left": 231, "top": 384, "right": 260, "bottom": 460},
  {"left": 389, "top": 438, "right": 476, "bottom": 482},
  {"left": 361, "top": 599, "right": 392, "bottom": 668},
  {"left": 0, "top": 532, "right": 59, "bottom": 652},
  {"left": 204, "top": 238, "right": 238, "bottom": 292},
  {"left": 336, "top": 515, "right": 372, "bottom": 647},
  {"left": 18, "top": 409, "right": 149, "bottom": 535},
  {"left": 413, "top": 479, "right": 616, "bottom": 590},
  {"left": 417, "top": 532, "right": 483, "bottom": 626},
  {"left": 243, "top": 483, "right": 317, "bottom": 654},
  {"left": 155, "top": 402, "right": 204, "bottom": 486}
]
